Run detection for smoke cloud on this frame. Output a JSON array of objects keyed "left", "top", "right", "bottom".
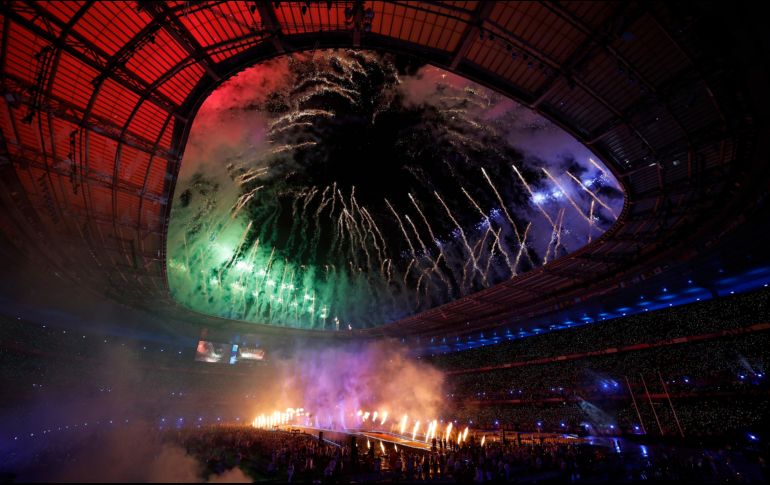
[
  {"left": 1, "top": 319, "right": 447, "bottom": 481},
  {"left": 266, "top": 340, "right": 446, "bottom": 429}
]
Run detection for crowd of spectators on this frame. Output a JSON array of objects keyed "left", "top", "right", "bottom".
[
  {"left": 428, "top": 288, "right": 769, "bottom": 370},
  {"left": 172, "top": 426, "right": 349, "bottom": 481},
  {"left": 166, "top": 425, "right": 768, "bottom": 483},
  {"left": 3, "top": 287, "right": 769, "bottom": 481},
  {"left": 436, "top": 288, "right": 769, "bottom": 440},
  {"left": 446, "top": 332, "right": 768, "bottom": 399}
]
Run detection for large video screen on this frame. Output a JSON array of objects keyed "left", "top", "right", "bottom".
[
  {"left": 236, "top": 346, "right": 266, "bottom": 362},
  {"left": 195, "top": 341, "right": 267, "bottom": 364},
  {"left": 195, "top": 340, "right": 237, "bottom": 364}
]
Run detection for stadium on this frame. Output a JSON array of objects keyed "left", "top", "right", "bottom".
[{"left": 1, "top": 1, "right": 768, "bottom": 482}]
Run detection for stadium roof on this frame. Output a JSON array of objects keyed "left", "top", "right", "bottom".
[{"left": 0, "top": 1, "right": 767, "bottom": 338}]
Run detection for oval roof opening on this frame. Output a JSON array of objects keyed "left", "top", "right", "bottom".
[{"left": 167, "top": 50, "right": 624, "bottom": 330}]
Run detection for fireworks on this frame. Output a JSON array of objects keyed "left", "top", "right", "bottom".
[{"left": 168, "top": 50, "right": 623, "bottom": 330}]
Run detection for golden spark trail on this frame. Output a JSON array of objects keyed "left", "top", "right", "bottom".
[
  {"left": 297, "top": 84, "right": 359, "bottom": 106},
  {"left": 459, "top": 234, "right": 483, "bottom": 292},
  {"left": 235, "top": 167, "right": 268, "bottom": 185},
  {"left": 545, "top": 211, "right": 565, "bottom": 264},
  {"left": 588, "top": 199, "right": 595, "bottom": 243},
  {"left": 361, "top": 207, "right": 390, "bottom": 258},
  {"left": 310, "top": 186, "right": 333, "bottom": 260},
  {"left": 347, "top": 190, "right": 375, "bottom": 272},
  {"left": 403, "top": 258, "right": 416, "bottom": 286},
  {"left": 328, "top": 188, "right": 345, "bottom": 254},
  {"left": 385, "top": 199, "right": 419, "bottom": 260},
  {"left": 295, "top": 187, "right": 319, "bottom": 258},
  {"left": 337, "top": 189, "right": 354, "bottom": 245},
  {"left": 544, "top": 220, "right": 556, "bottom": 264},
  {"left": 565, "top": 171, "right": 617, "bottom": 217},
  {"left": 408, "top": 194, "right": 440, "bottom": 245},
  {"left": 328, "top": 182, "right": 337, "bottom": 224},
  {"left": 553, "top": 208, "right": 566, "bottom": 259},
  {"left": 231, "top": 186, "right": 263, "bottom": 218},
  {"left": 408, "top": 193, "right": 454, "bottom": 287},
  {"left": 385, "top": 199, "right": 426, "bottom": 293},
  {"left": 269, "top": 141, "right": 317, "bottom": 155},
  {"left": 434, "top": 190, "right": 484, "bottom": 287},
  {"left": 481, "top": 167, "right": 522, "bottom": 243},
  {"left": 461, "top": 186, "right": 515, "bottom": 275},
  {"left": 302, "top": 187, "right": 319, "bottom": 211},
  {"left": 344, "top": 207, "right": 371, "bottom": 271},
  {"left": 542, "top": 168, "right": 591, "bottom": 224},
  {"left": 589, "top": 157, "right": 610, "bottom": 179},
  {"left": 334, "top": 208, "right": 347, "bottom": 255},
  {"left": 511, "top": 164, "right": 556, "bottom": 227},
  {"left": 348, "top": 189, "right": 371, "bottom": 265},
  {"left": 472, "top": 226, "right": 492, "bottom": 286},
  {"left": 267, "top": 121, "right": 313, "bottom": 136},
  {"left": 405, "top": 214, "right": 450, "bottom": 289},
  {"left": 359, "top": 208, "right": 387, "bottom": 275},
  {"left": 400, "top": 415, "right": 408, "bottom": 435},
  {"left": 269, "top": 109, "right": 333, "bottom": 129},
  {"left": 485, "top": 227, "right": 503, "bottom": 279},
  {"left": 514, "top": 222, "right": 531, "bottom": 270}
]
